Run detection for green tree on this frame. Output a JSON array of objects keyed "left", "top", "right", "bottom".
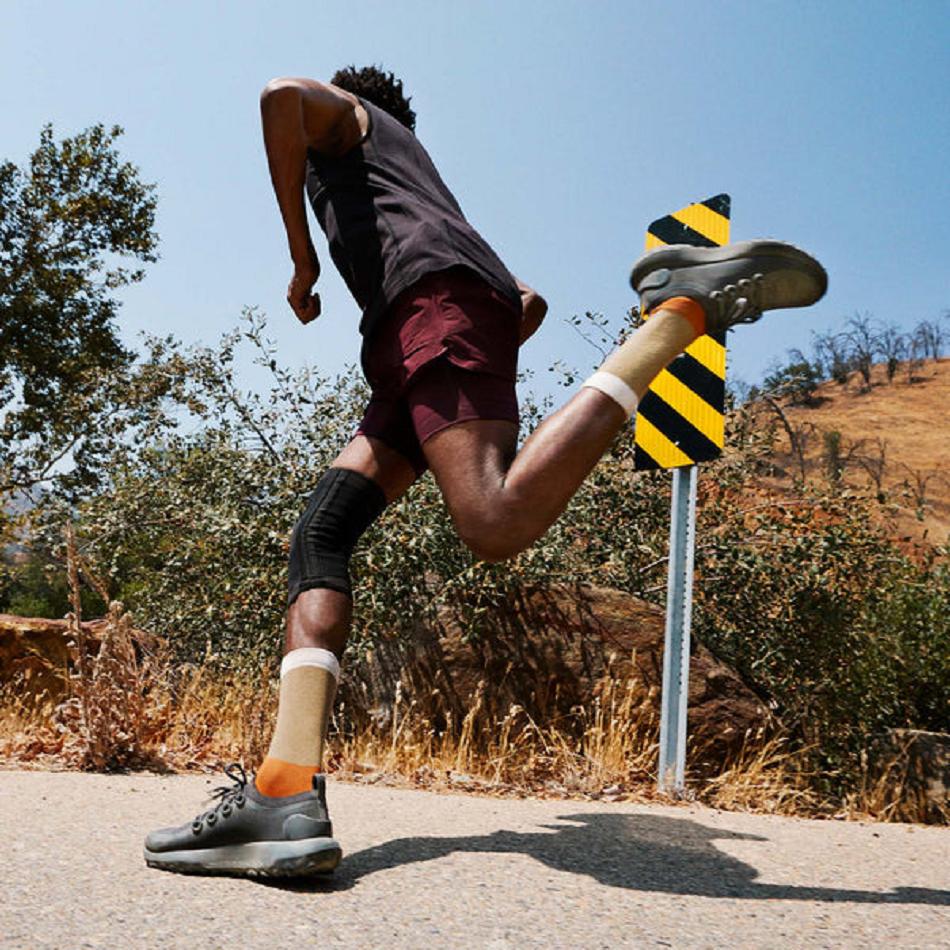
[
  {"left": 26, "top": 310, "right": 948, "bottom": 809},
  {"left": 0, "top": 124, "right": 158, "bottom": 504},
  {"left": 763, "top": 348, "right": 823, "bottom": 405}
]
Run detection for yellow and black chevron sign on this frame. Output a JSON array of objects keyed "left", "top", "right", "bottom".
[{"left": 633, "top": 193, "right": 731, "bottom": 471}]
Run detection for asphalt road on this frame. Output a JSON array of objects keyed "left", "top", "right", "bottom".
[{"left": 1, "top": 771, "right": 948, "bottom": 949}]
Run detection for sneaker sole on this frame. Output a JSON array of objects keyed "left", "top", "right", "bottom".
[
  {"left": 144, "top": 836, "right": 342, "bottom": 878},
  {"left": 629, "top": 239, "right": 828, "bottom": 300}
]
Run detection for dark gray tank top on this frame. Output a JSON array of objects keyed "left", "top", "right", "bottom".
[{"left": 305, "top": 99, "right": 521, "bottom": 340}]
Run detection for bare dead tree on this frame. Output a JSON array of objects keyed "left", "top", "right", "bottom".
[
  {"left": 844, "top": 313, "right": 880, "bottom": 391},
  {"left": 878, "top": 324, "right": 907, "bottom": 383},
  {"left": 856, "top": 437, "right": 888, "bottom": 501},
  {"left": 898, "top": 464, "right": 942, "bottom": 521},
  {"left": 904, "top": 335, "right": 926, "bottom": 384},
  {"left": 762, "top": 395, "right": 816, "bottom": 483},
  {"left": 821, "top": 429, "right": 866, "bottom": 485},
  {"left": 914, "top": 315, "right": 946, "bottom": 362},
  {"left": 812, "top": 329, "right": 852, "bottom": 385}
]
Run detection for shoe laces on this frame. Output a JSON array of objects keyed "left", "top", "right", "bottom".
[
  {"left": 191, "top": 762, "right": 249, "bottom": 834},
  {"left": 709, "top": 274, "right": 765, "bottom": 327}
]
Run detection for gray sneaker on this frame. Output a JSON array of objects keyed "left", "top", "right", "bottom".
[
  {"left": 144, "top": 763, "right": 341, "bottom": 878},
  {"left": 629, "top": 239, "right": 828, "bottom": 334}
]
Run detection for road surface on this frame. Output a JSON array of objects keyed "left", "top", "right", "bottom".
[{"left": 1, "top": 771, "right": 947, "bottom": 948}]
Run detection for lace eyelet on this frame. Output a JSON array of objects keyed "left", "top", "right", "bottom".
[
  {"left": 222, "top": 805, "right": 232, "bottom": 818},
  {"left": 236, "top": 796, "right": 246, "bottom": 808},
  {"left": 206, "top": 813, "right": 217, "bottom": 826},
  {"left": 191, "top": 821, "right": 203, "bottom": 835}
]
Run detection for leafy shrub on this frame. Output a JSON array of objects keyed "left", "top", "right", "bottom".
[
  {"left": 694, "top": 478, "right": 949, "bottom": 794},
  {"left": 1, "top": 546, "right": 105, "bottom": 619}
]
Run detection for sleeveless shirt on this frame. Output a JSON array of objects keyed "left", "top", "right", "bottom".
[{"left": 305, "top": 99, "right": 521, "bottom": 341}]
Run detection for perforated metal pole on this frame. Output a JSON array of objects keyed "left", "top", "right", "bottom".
[{"left": 658, "top": 463, "right": 698, "bottom": 794}]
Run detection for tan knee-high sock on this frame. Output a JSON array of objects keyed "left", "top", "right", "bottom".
[
  {"left": 255, "top": 648, "right": 339, "bottom": 798},
  {"left": 582, "top": 297, "right": 706, "bottom": 414}
]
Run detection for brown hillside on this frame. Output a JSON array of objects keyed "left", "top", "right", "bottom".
[{"left": 762, "top": 359, "right": 949, "bottom": 546}]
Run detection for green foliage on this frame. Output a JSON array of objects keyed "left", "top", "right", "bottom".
[
  {"left": 763, "top": 351, "right": 823, "bottom": 405},
  {"left": 695, "top": 478, "right": 949, "bottom": 791},
  {"left": 0, "top": 124, "right": 158, "bottom": 509},
  {"left": 822, "top": 429, "right": 843, "bottom": 483},
  {"left": 0, "top": 547, "right": 105, "bottom": 619}
]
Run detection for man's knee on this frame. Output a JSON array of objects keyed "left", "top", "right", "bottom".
[
  {"left": 287, "top": 467, "right": 388, "bottom": 606},
  {"left": 453, "top": 505, "right": 528, "bottom": 563}
]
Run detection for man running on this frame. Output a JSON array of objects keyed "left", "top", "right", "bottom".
[{"left": 144, "top": 66, "right": 827, "bottom": 877}]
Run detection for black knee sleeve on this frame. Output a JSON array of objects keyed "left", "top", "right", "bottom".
[{"left": 288, "top": 467, "right": 388, "bottom": 606}]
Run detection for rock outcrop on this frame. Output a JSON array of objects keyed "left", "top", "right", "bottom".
[
  {"left": 872, "top": 729, "right": 950, "bottom": 823},
  {"left": 0, "top": 613, "right": 154, "bottom": 702}
]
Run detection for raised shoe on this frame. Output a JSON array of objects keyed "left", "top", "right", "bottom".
[{"left": 630, "top": 240, "right": 828, "bottom": 334}]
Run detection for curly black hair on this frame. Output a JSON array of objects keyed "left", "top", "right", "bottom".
[{"left": 330, "top": 65, "right": 416, "bottom": 132}]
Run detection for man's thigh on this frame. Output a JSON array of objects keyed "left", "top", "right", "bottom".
[
  {"left": 331, "top": 435, "right": 418, "bottom": 503},
  {"left": 422, "top": 417, "right": 518, "bottom": 507},
  {"left": 410, "top": 356, "right": 519, "bottom": 494}
]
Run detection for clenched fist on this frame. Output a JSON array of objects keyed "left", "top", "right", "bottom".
[{"left": 287, "top": 258, "right": 321, "bottom": 324}]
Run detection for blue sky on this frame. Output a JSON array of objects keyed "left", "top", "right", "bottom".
[{"left": 3, "top": 0, "right": 948, "bottom": 400}]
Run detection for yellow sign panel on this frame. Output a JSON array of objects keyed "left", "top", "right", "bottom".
[{"left": 634, "top": 194, "right": 730, "bottom": 471}]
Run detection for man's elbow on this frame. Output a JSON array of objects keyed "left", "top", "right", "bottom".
[{"left": 524, "top": 291, "right": 548, "bottom": 324}]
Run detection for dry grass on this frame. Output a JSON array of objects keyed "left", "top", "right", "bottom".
[
  {"left": 0, "top": 532, "right": 939, "bottom": 823},
  {"left": 1, "top": 657, "right": 940, "bottom": 824},
  {"left": 0, "top": 524, "right": 278, "bottom": 772},
  {"left": 330, "top": 676, "right": 662, "bottom": 802},
  {"left": 0, "top": 660, "right": 276, "bottom": 773},
  {"left": 700, "top": 736, "right": 821, "bottom": 816},
  {"left": 842, "top": 746, "right": 950, "bottom": 825},
  {"left": 770, "top": 359, "right": 950, "bottom": 545}
]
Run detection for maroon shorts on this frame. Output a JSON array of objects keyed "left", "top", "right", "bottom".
[{"left": 356, "top": 267, "right": 521, "bottom": 474}]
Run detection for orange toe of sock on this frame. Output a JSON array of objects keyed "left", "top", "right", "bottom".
[
  {"left": 254, "top": 757, "right": 319, "bottom": 798},
  {"left": 649, "top": 296, "right": 707, "bottom": 337}
]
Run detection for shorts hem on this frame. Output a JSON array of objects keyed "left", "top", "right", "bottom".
[
  {"left": 417, "top": 411, "right": 520, "bottom": 447},
  {"left": 353, "top": 426, "right": 429, "bottom": 475}
]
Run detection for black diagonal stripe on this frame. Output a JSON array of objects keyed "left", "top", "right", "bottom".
[
  {"left": 667, "top": 351, "right": 724, "bottom": 409},
  {"left": 701, "top": 193, "right": 731, "bottom": 218},
  {"left": 638, "top": 391, "right": 721, "bottom": 462},
  {"left": 634, "top": 444, "right": 662, "bottom": 472},
  {"left": 647, "top": 215, "right": 717, "bottom": 248}
]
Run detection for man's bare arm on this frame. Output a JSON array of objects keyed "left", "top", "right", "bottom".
[
  {"left": 259, "top": 77, "right": 366, "bottom": 323},
  {"left": 515, "top": 278, "right": 548, "bottom": 345}
]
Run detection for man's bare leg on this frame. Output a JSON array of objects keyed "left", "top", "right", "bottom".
[
  {"left": 255, "top": 435, "right": 416, "bottom": 797},
  {"left": 428, "top": 232, "right": 830, "bottom": 561}
]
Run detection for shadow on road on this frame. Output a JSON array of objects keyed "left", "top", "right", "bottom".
[{"left": 265, "top": 813, "right": 949, "bottom": 904}]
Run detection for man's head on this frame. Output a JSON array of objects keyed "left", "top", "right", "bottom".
[{"left": 330, "top": 65, "right": 416, "bottom": 132}]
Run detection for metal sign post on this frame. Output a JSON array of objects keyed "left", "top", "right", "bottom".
[
  {"left": 657, "top": 464, "right": 698, "bottom": 793},
  {"left": 632, "top": 194, "right": 731, "bottom": 796}
]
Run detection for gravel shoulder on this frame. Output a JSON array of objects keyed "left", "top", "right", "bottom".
[{"left": 1, "top": 770, "right": 948, "bottom": 949}]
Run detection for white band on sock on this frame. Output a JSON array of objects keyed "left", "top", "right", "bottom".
[
  {"left": 280, "top": 647, "right": 341, "bottom": 682},
  {"left": 582, "top": 371, "right": 639, "bottom": 417}
]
